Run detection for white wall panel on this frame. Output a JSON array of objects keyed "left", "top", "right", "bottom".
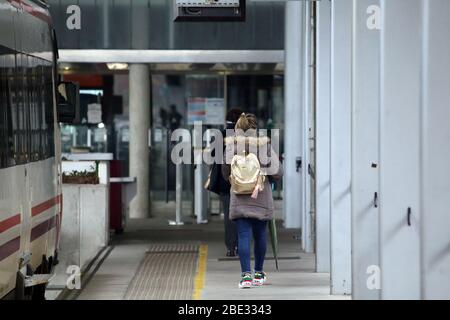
[
  {"left": 420, "top": 0, "right": 450, "bottom": 300},
  {"left": 284, "top": 1, "right": 304, "bottom": 229},
  {"left": 330, "top": 0, "right": 352, "bottom": 295},
  {"left": 302, "top": 0, "right": 313, "bottom": 253},
  {"left": 315, "top": 0, "right": 331, "bottom": 273},
  {"left": 351, "top": 0, "right": 381, "bottom": 300},
  {"left": 379, "top": 0, "right": 421, "bottom": 299}
]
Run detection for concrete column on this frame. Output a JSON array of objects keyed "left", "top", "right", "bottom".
[
  {"left": 315, "top": 0, "right": 331, "bottom": 273},
  {"left": 129, "top": 64, "right": 150, "bottom": 219},
  {"left": 351, "top": 0, "right": 381, "bottom": 299},
  {"left": 420, "top": 0, "right": 450, "bottom": 300},
  {"left": 330, "top": 0, "right": 352, "bottom": 295},
  {"left": 283, "top": 0, "right": 304, "bottom": 229},
  {"left": 379, "top": 0, "right": 421, "bottom": 299}
]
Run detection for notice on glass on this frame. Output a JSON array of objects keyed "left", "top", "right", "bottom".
[
  {"left": 187, "top": 97, "right": 225, "bottom": 125},
  {"left": 87, "top": 103, "right": 102, "bottom": 124},
  {"left": 205, "top": 98, "right": 225, "bottom": 125}
]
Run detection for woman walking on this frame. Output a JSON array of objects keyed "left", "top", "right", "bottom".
[{"left": 222, "top": 113, "right": 283, "bottom": 288}]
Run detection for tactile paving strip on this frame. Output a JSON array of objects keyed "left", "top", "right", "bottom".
[{"left": 124, "top": 243, "right": 200, "bottom": 300}]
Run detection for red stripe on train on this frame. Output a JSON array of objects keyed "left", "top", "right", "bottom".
[
  {"left": 0, "top": 214, "right": 21, "bottom": 234},
  {"left": 0, "top": 236, "right": 21, "bottom": 262},
  {"left": 32, "top": 196, "right": 61, "bottom": 217},
  {"left": 7, "top": 0, "right": 52, "bottom": 25},
  {"left": 55, "top": 194, "right": 63, "bottom": 249},
  {"left": 0, "top": 194, "right": 62, "bottom": 261},
  {"left": 30, "top": 216, "right": 57, "bottom": 242}
]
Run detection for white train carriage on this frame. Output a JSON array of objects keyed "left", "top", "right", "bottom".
[{"left": 0, "top": 0, "right": 77, "bottom": 300}]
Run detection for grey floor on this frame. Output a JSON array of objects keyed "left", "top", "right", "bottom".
[{"left": 47, "top": 200, "right": 350, "bottom": 300}]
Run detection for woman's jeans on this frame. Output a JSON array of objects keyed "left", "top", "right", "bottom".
[{"left": 235, "top": 218, "right": 268, "bottom": 273}]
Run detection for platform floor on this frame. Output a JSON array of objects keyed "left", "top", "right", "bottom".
[{"left": 47, "top": 206, "right": 349, "bottom": 300}]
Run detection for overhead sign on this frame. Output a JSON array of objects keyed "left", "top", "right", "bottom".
[{"left": 174, "top": 0, "right": 245, "bottom": 22}]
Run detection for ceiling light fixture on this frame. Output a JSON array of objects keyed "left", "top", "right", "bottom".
[{"left": 106, "top": 63, "right": 129, "bottom": 70}]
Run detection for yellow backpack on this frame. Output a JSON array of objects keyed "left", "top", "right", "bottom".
[{"left": 230, "top": 151, "right": 265, "bottom": 196}]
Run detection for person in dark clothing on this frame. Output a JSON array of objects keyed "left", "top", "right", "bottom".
[
  {"left": 159, "top": 108, "right": 168, "bottom": 128},
  {"left": 168, "top": 104, "right": 182, "bottom": 131},
  {"left": 207, "top": 108, "right": 243, "bottom": 257}
]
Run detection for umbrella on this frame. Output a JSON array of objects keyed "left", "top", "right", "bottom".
[
  {"left": 268, "top": 218, "right": 279, "bottom": 270},
  {"left": 268, "top": 182, "right": 279, "bottom": 270}
]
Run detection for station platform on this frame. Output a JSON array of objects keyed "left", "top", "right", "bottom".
[{"left": 47, "top": 203, "right": 349, "bottom": 300}]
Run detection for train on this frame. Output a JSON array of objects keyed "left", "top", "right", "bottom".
[{"left": 0, "top": 0, "right": 77, "bottom": 299}]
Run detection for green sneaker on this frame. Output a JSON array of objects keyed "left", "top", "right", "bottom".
[
  {"left": 238, "top": 272, "right": 253, "bottom": 289},
  {"left": 252, "top": 271, "right": 267, "bottom": 286}
]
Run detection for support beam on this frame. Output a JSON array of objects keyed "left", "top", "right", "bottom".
[
  {"left": 315, "top": 0, "right": 331, "bottom": 273},
  {"left": 351, "top": 0, "right": 381, "bottom": 299},
  {"left": 420, "top": 0, "right": 450, "bottom": 300},
  {"left": 283, "top": 1, "right": 304, "bottom": 229},
  {"left": 379, "top": 0, "right": 422, "bottom": 299},
  {"left": 129, "top": 64, "right": 150, "bottom": 219},
  {"left": 58, "top": 50, "right": 284, "bottom": 64},
  {"left": 330, "top": 0, "right": 352, "bottom": 295}
]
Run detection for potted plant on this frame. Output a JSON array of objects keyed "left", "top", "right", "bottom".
[{"left": 62, "top": 162, "right": 100, "bottom": 184}]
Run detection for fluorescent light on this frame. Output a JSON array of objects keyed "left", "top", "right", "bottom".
[{"left": 106, "top": 63, "right": 129, "bottom": 70}]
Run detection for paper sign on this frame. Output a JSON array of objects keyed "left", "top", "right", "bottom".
[
  {"left": 187, "top": 97, "right": 207, "bottom": 124},
  {"left": 154, "top": 128, "right": 163, "bottom": 142},
  {"left": 187, "top": 97, "right": 225, "bottom": 125},
  {"left": 205, "top": 98, "right": 225, "bottom": 125},
  {"left": 87, "top": 103, "right": 102, "bottom": 124}
]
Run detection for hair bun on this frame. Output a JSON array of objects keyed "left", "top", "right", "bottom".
[{"left": 235, "top": 112, "right": 257, "bottom": 131}]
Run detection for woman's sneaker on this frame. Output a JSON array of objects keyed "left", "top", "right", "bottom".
[
  {"left": 252, "top": 271, "right": 267, "bottom": 286},
  {"left": 238, "top": 273, "right": 253, "bottom": 289}
]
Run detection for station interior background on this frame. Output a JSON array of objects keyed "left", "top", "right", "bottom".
[
  {"left": 59, "top": 71, "right": 285, "bottom": 214},
  {"left": 50, "top": 0, "right": 288, "bottom": 221}
]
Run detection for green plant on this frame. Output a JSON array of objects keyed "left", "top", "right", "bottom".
[{"left": 63, "top": 167, "right": 97, "bottom": 178}]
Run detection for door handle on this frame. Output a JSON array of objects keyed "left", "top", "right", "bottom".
[
  {"left": 407, "top": 207, "right": 412, "bottom": 226},
  {"left": 373, "top": 192, "right": 378, "bottom": 208},
  {"left": 308, "top": 164, "right": 315, "bottom": 179},
  {"left": 296, "top": 157, "right": 302, "bottom": 172}
]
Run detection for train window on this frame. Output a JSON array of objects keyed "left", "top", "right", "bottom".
[
  {"left": 14, "top": 53, "right": 26, "bottom": 165},
  {"left": 22, "top": 54, "right": 31, "bottom": 163},
  {"left": 1, "top": 53, "right": 15, "bottom": 169},
  {"left": 1, "top": 53, "right": 56, "bottom": 165},
  {"left": 28, "top": 56, "right": 35, "bottom": 161},
  {"left": 44, "top": 61, "right": 55, "bottom": 158},
  {"left": 37, "top": 61, "right": 46, "bottom": 160},
  {"left": 7, "top": 55, "right": 18, "bottom": 166},
  {"left": 0, "top": 55, "right": 6, "bottom": 168},
  {"left": 29, "top": 56, "right": 40, "bottom": 162}
]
